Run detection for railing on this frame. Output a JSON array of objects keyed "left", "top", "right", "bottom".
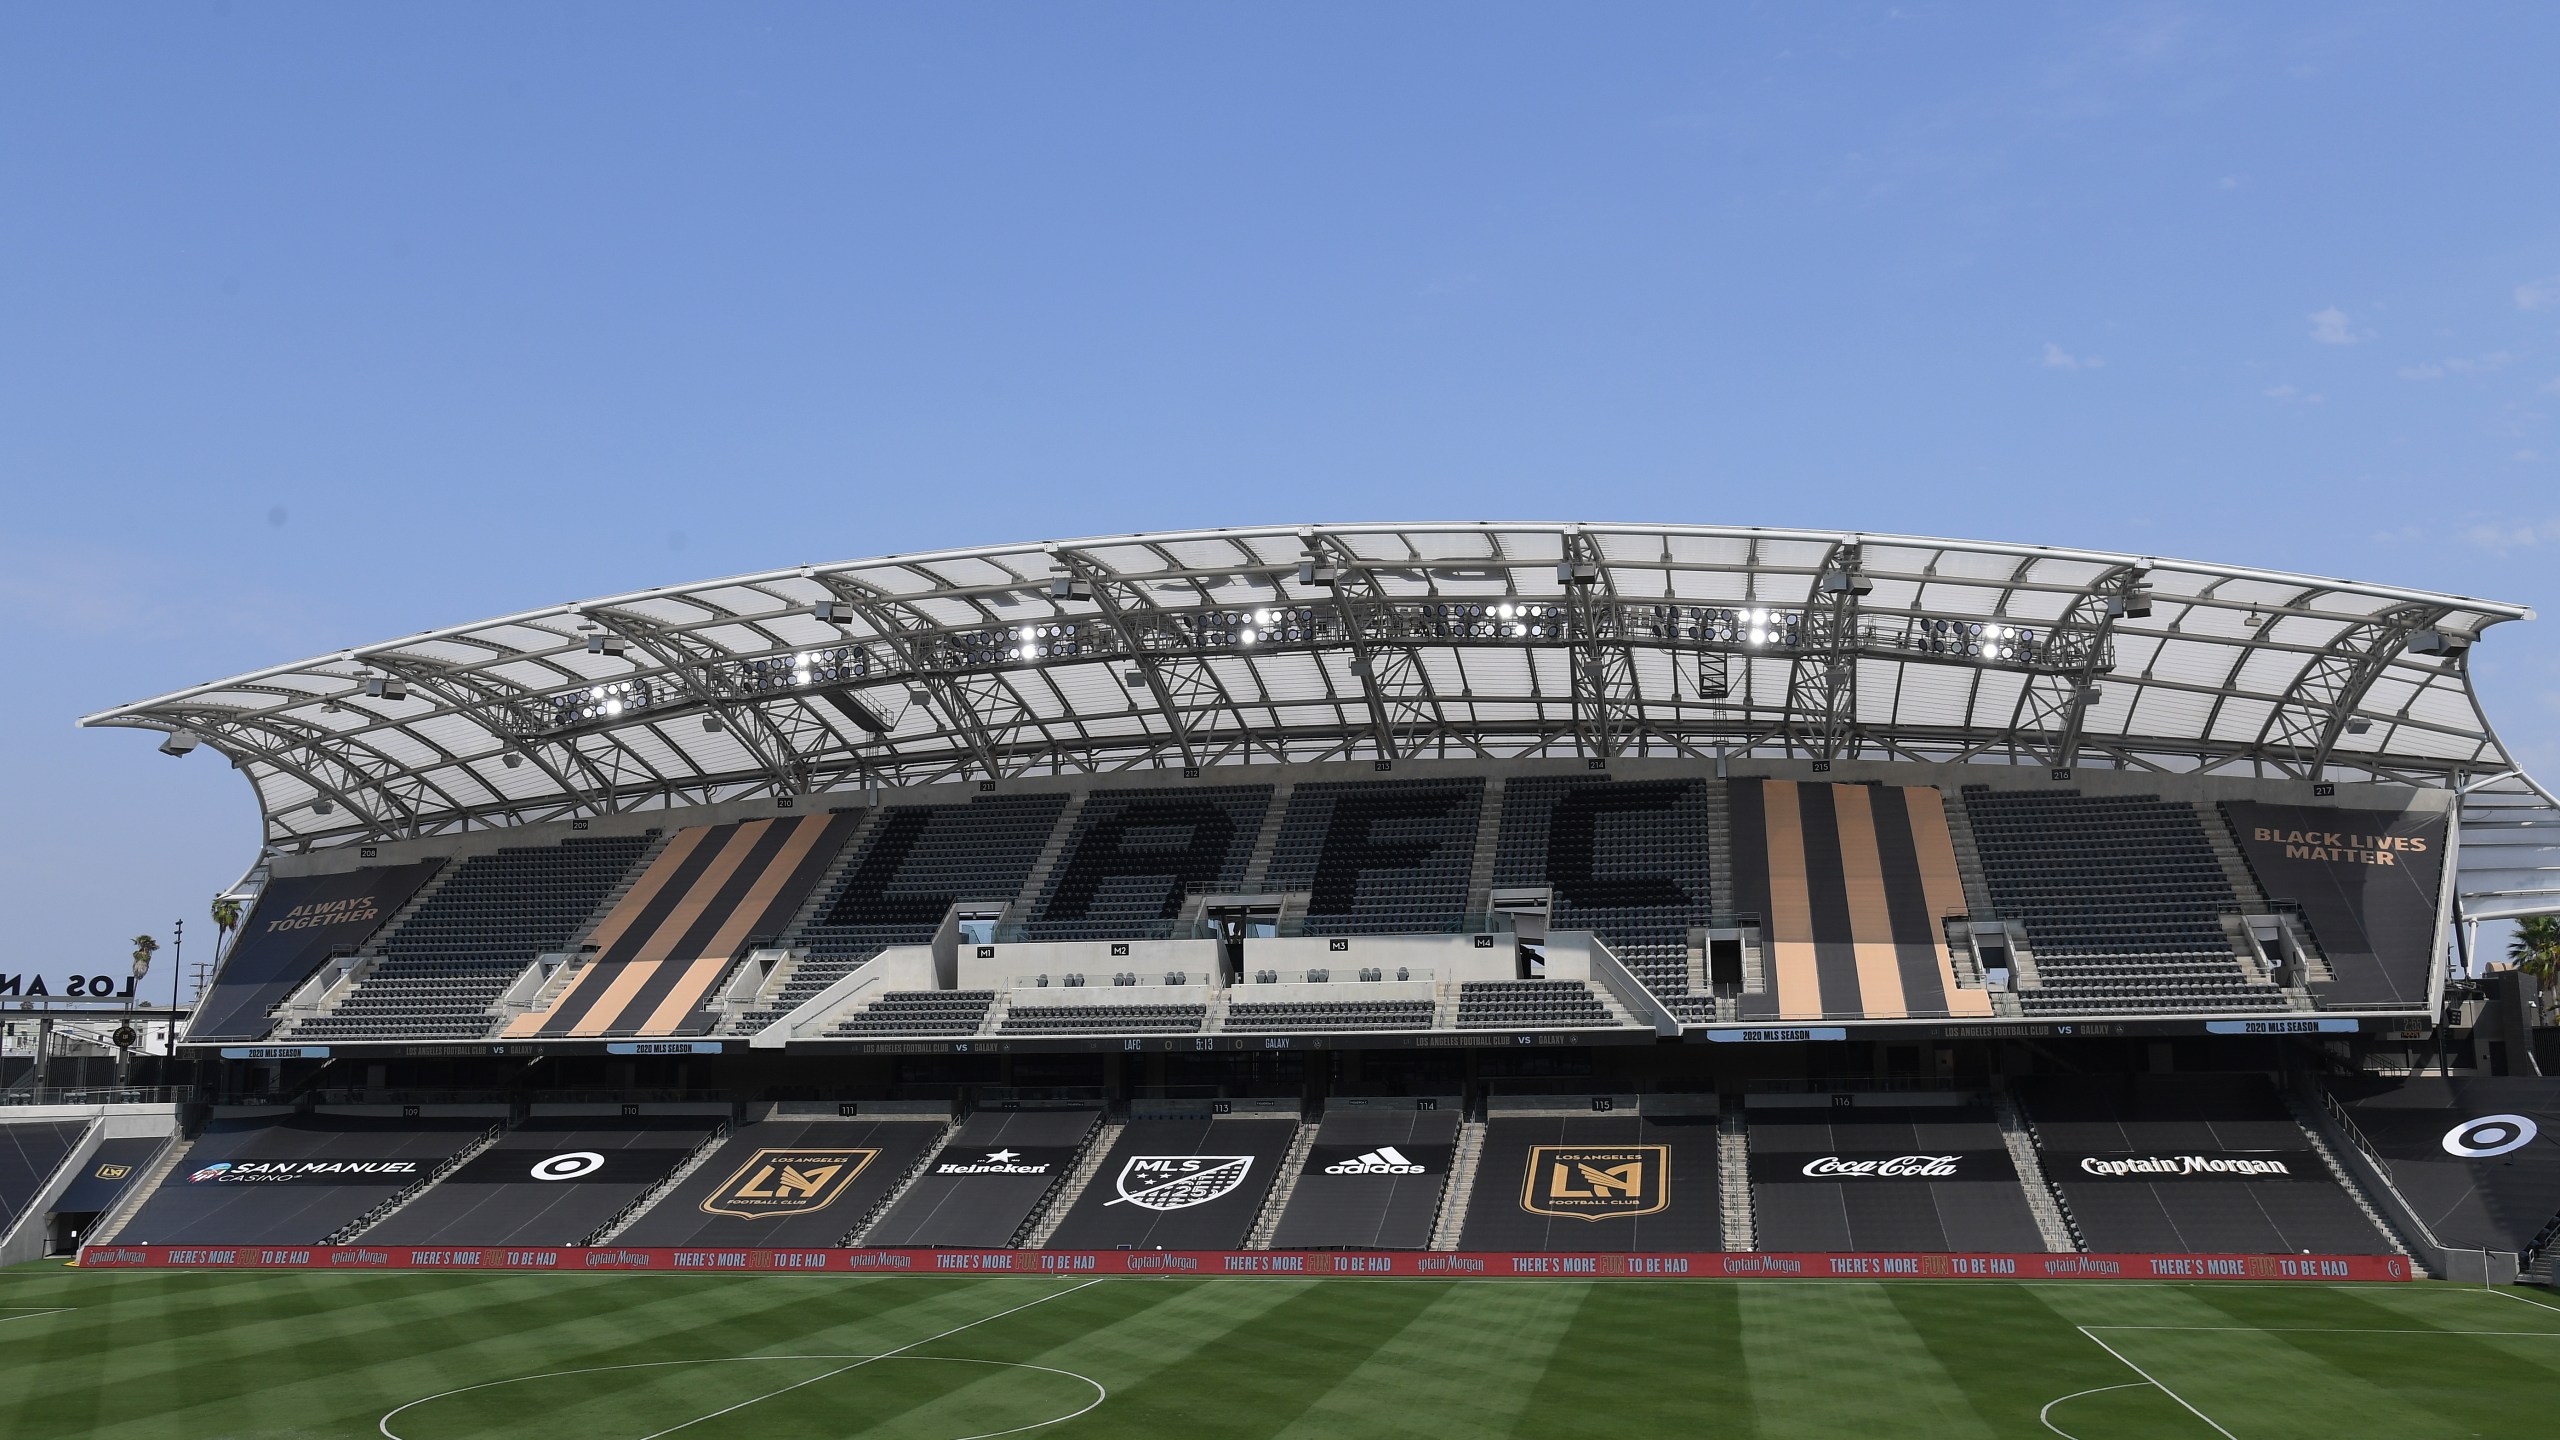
[
  {"left": 581, "top": 1121, "right": 730, "bottom": 1246},
  {"left": 324, "top": 1122, "right": 505, "bottom": 1244},
  {"left": 0, "top": 1086, "right": 194, "bottom": 1107},
  {"left": 2312, "top": 1083, "right": 2449, "bottom": 1255}
]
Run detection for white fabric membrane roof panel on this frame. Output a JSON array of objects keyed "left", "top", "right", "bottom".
[{"left": 84, "top": 521, "right": 2547, "bottom": 916}]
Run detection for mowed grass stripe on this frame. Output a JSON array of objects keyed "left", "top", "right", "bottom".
[
  {"left": 1516, "top": 1275, "right": 1753, "bottom": 1435},
  {"left": 1740, "top": 1282, "right": 1996, "bottom": 1438},
  {"left": 1267, "top": 1279, "right": 1591, "bottom": 1438}
]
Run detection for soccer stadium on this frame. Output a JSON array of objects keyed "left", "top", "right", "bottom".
[{"left": 9, "top": 520, "right": 2560, "bottom": 1437}]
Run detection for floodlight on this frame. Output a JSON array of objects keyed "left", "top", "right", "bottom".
[
  {"left": 502, "top": 751, "right": 525, "bottom": 768},
  {"left": 363, "top": 676, "right": 408, "bottom": 701},
  {"left": 158, "top": 729, "right": 199, "bottom": 757},
  {"left": 586, "top": 633, "right": 627, "bottom": 656},
  {"left": 812, "top": 600, "right": 856, "bottom": 624}
]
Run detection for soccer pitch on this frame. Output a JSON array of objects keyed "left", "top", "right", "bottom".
[{"left": 3, "top": 1269, "right": 2555, "bottom": 1439}]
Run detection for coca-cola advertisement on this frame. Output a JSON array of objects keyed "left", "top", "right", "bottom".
[{"left": 1748, "top": 1149, "right": 2017, "bottom": 1182}]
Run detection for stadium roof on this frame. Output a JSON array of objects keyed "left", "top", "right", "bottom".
[{"left": 84, "top": 522, "right": 2552, "bottom": 905}]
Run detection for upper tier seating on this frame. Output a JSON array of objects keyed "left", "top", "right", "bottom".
[
  {"left": 741, "top": 794, "right": 1067, "bottom": 1030},
  {"left": 1261, "top": 778, "right": 1485, "bottom": 935},
  {"left": 292, "top": 834, "right": 652, "bottom": 1039},
  {"left": 831, "top": 990, "right": 995, "bottom": 1037},
  {"left": 1000, "top": 1003, "right": 1208, "bottom": 1033},
  {"left": 1454, "top": 979, "right": 1616, "bottom": 1028},
  {"left": 1494, "top": 776, "right": 1713, "bottom": 1003},
  {"left": 1020, "top": 786, "right": 1271, "bottom": 940},
  {"left": 1963, "top": 788, "right": 2286, "bottom": 1014},
  {"left": 1223, "top": 999, "right": 1435, "bottom": 1031}
]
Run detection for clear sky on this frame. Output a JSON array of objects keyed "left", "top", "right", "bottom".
[{"left": 3, "top": 5, "right": 2555, "bottom": 984}]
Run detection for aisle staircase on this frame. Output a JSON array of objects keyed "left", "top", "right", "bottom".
[
  {"left": 1426, "top": 1120, "right": 1486, "bottom": 1251},
  {"left": 1244, "top": 1116, "right": 1320, "bottom": 1249},
  {"left": 1717, "top": 1111, "right": 1755, "bottom": 1251}
]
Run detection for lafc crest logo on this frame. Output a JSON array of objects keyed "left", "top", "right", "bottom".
[
  {"left": 1520, "top": 1145, "right": 1668, "bottom": 1221},
  {"left": 700, "top": 1148, "right": 875, "bottom": 1219}
]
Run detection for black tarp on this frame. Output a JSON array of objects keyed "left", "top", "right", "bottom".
[
  {"left": 1044, "top": 1118, "right": 1296, "bottom": 1250},
  {"left": 861, "top": 1109, "right": 1099, "bottom": 1248},
  {"left": 1268, "top": 1108, "right": 1460, "bottom": 1251},
  {"left": 119, "top": 1116, "right": 487, "bottom": 1246},
  {"left": 366, "top": 1119, "right": 718, "bottom": 1247},
  {"left": 1457, "top": 1115, "right": 1721, "bottom": 1251},
  {"left": 616, "top": 1118, "right": 947, "bottom": 1248},
  {"left": 2330, "top": 1076, "right": 2560, "bottom": 1254},
  {"left": 50, "top": 1136, "right": 161, "bottom": 1214},
  {"left": 189, "top": 862, "right": 445, "bottom": 1040},
  {"left": 2224, "top": 801, "right": 2447, "bottom": 1007},
  {"left": 0, "top": 1121, "right": 86, "bottom": 1232}
]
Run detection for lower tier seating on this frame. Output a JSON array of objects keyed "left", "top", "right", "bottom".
[
  {"left": 1224, "top": 1000, "right": 1435, "bottom": 1031},
  {"left": 1454, "top": 980, "right": 1615, "bottom": 1028},
  {"left": 1000, "top": 1004, "right": 1207, "bottom": 1033}
]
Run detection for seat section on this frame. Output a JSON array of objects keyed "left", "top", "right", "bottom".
[
  {"left": 294, "top": 835, "right": 653, "bottom": 1040},
  {"left": 1729, "top": 780, "right": 1992, "bottom": 1023},
  {"left": 187, "top": 861, "right": 448, "bottom": 1040},
  {"left": 1000, "top": 1003, "right": 1207, "bottom": 1034},
  {"left": 1225, "top": 999, "right": 1435, "bottom": 1031},
  {"left": 2325, "top": 1076, "right": 2560, "bottom": 1255},
  {"left": 860, "top": 1108, "right": 1103, "bottom": 1248},
  {"left": 507, "top": 813, "right": 861, "bottom": 1039},
  {"left": 2223, "top": 800, "right": 2449, "bottom": 1007},
  {"left": 1744, "top": 1101, "right": 2044, "bottom": 1252},
  {"left": 1260, "top": 779, "right": 1485, "bottom": 935},
  {"left": 1044, "top": 1116, "right": 1298, "bottom": 1250},
  {"left": 833, "top": 990, "right": 996, "bottom": 1037},
  {"left": 2020, "top": 1074, "right": 2391, "bottom": 1253},
  {"left": 365, "top": 1117, "right": 720, "bottom": 1247},
  {"left": 1494, "top": 776, "right": 1714, "bottom": 1003},
  {"left": 1457, "top": 1114, "right": 1721, "bottom": 1251},
  {"left": 1454, "top": 980, "right": 1616, "bottom": 1028},
  {"left": 1268, "top": 1107, "right": 1460, "bottom": 1250},
  {"left": 115, "top": 1115, "right": 491, "bottom": 1246},
  {"left": 0, "top": 1121, "right": 90, "bottom": 1237},
  {"left": 744, "top": 794, "right": 1067, "bottom": 1030},
  {"left": 613, "top": 1116, "right": 947, "bottom": 1248},
  {"left": 1020, "top": 786, "right": 1272, "bottom": 941}
]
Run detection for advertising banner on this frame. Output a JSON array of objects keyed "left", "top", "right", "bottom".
[
  {"left": 2223, "top": 801, "right": 2447, "bottom": 1006},
  {"left": 443, "top": 1149, "right": 697, "bottom": 1186},
  {"left": 2049, "top": 1151, "right": 2325, "bottom": 1182},
  {"left": 180, "top": 1158, "right": 430, "bottom": 1186},
  {"left": 190, "top": 862, "right": 445, "bottom": 1040},
  {"left": 1300, "top": 1143, "right": 1455, "bottom": 1177},
  {"left": 77, "top": 1244, "right": 2413, "bottom": 1282},
  {"left": 1747, "top": 1150, "right": 2019, "bottom": 1184}
]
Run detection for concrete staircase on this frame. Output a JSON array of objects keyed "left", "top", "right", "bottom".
[
  {"left": 2279, "top": 1085, "right": 2425, "bottom": 1274},
  {"left": 1241, "top": 782, "right": 1297, "bottom": 890},
  {"left": 1427, "top": 1119, "right": 1486, "bottom": 1250},
  {"left": 1020, "top": 1117, "right": 1123, "bottom": 1248},
  {"left": 1717, "top": 1110, "right": 1755, "bottom": 1251},
  {"left": 1992, "top": 1085, "right": 2081, "bottom": 1254},
  {"left": 1462, "top": 776, "right": 1508, "bottom": 919},
  {"left": 1013, "top": 792, "right": 1092, "bottom": 918},
  {"left": 1244, "top": 1116, "right": 1319, "bottom": 1249}
]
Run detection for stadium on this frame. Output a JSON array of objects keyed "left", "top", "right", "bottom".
[{"left": 10, "top": 520, "right": 2560, "bottom": 1437}]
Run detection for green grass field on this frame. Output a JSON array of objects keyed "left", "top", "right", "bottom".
[{"left": 4, "top": 1268, "right": 2556, "bottom": 1439}]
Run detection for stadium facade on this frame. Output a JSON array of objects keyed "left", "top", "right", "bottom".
[{"left": 22, "top": 523, "right": 2560, "bottom": 1282}]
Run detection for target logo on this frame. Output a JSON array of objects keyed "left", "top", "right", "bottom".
[
  {"left": 2441, "top": 1115, "right": 2538, "bottom": 1159},
  {"left": 530, "top": 1151, "right": 606, "bottom": 1181}
]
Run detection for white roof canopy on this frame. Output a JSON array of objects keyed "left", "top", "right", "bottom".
[{"left": 86, "top": 524, "right": 2545, "bottom": 897}]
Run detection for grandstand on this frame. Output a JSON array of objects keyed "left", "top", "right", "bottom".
[{"left": 37, "top": 523, "right": 2552, "bottom": 1282}]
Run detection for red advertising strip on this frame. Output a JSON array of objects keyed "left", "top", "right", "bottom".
[{"left": 75, "top": 1245, "right": 2411, "bottom": 1281}]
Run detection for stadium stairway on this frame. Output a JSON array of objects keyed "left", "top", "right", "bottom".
[
  {"left": 1243, "top": 1115, "right": 1322, "bottom": 1250},
  {"left": 843, "top": 1116, "right": 963, "bottom": 1245},
  {"left": 269, "top": 859, "right": 467, "bottom": 1036},
  {"left": 587, "top": 1122, "right": 733, "bottom": 1245},
  {"left": 81, "top": 1129, "right": 188, "bottom": 1248},
  {"left": 1991, "top": 1086, "right": 2080, "bottom": 1253},
  {"left": 328, "top": 1121, "right": 507, "bottom": 1243},
  {"left": 1717, "top": 1111, "right": 1754, "bottom": 1251},
  {"left": 2277, "top": 1079, "right": 2428, "bottom": 1275},
  {"left": 1426, "top": 1119, "right": 1487, "bottom": 1250},
  {"left": 1021, "top": 1117, "right": 1125, "bottom": 1249}
]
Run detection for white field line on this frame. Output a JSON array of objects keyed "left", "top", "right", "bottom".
[
  {"left": 2038, "top": 1381, "right": 2145, "bottom": 1440},
  {"left": 2087, "top": 1325, "right": 2560, "bottom": 1337},
  {"left": 0, "top": 1308, "right": 73, "bottom": 1325},
  {"left": 2484, "top": 1286, "right": 2560, "bottom": 1315},
  {"left": 2075, "top": 1326, "right": 2238, "bottom": 1440},
  {"left": 635, "top": 1278, "right": 1107, "bottom": 1440}
]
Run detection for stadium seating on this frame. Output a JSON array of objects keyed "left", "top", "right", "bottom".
[
  {"left": 1495, "top": 776, "right": 1713, "bottom": 1001},
  {"left": 291, "top": 835, "right": 653, "bottom": 1039},
  {"left": 741, "top": 794, "right": 1067, "bottom": 1030},
  {"left": 1744, "top": 1102, "right": 2047, "bottom": 1252},
  {"left": 1964, "top": 789, "right": 2287, "bottom": 1014},
  {"left": 831, "top": 990, "right": 996, "bottom": 1036},
  {"left": 612, "top": 1114, "right": 949, "bottom": 1248},
  {"left": 1020, "top": 786, "right": 1271, "bottom": 940},
  {"left": 2018, "top": 1074, "right": 2392, "bottom": 1253},
  {"left": 1000, "top": 1003, "right": 1208, "bottom": 1033},
  {"left": 1261, "top": 779, "right": 1484, "bottom": 934},
  {"left": 1042, "top": 1115, "right": 1297, "bottom": 1250},
  {"left": 2322, "top": 1076, "right": 2560, "bottom": 1257},
  {"left": 861, "top": 1107, "right": 1102, "bottom": 1247},
  {"left": 1224, "top": 999, "right": 1435, "bottom": 1031},
  {"left": 1454, "top": 979, "right": 1615, "bottom": 1027},
  {"left": 1457, "top": 1112, "right": 1723, "bottom": 1251},
  {"left": 364, "top": 1116, "right": 722, "bottom": 1247},
  {"left": 114, "top": 1114, "right": 494, "bottom": 1246}
]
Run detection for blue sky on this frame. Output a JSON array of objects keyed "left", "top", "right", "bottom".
[{"left": 3, "top": 4, "right": 2556, "bottom": 982}]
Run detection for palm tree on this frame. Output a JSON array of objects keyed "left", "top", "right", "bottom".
[
  {"left": 210, "top": 896, "right": 242, "bottom": 961},
  {"left": 2510, "top": 915, "right": 2560, "bottom": 1017},
  {"left": 130, "top": 934, "right": 158, "bottom": 976}
]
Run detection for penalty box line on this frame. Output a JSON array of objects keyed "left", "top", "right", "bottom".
[
  {"left": 634, "top": 1277, "right": 1109, "bottom": 1440},
  {"left": 2074, "top": 1327, "right": 2237, "bottom": 1440}
]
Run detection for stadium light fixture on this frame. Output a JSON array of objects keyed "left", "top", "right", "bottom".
[
  {"left": 362, "top": 675, "right": 407, "bottom": 701},
  {"left": 2408, "top": 629, "right": 2471, "bottom": 658},
  {"left": 501, "top": 751, "right": 524, "bottom": 768},
  {"left": 158, "top": 729, "right": 198, "bottom": 757},
  {"left": 586, "top": 633, "right": 628, "bottom": 657},
  {"left": 812, "top": 600, "right": 856, "bottom": 625}
]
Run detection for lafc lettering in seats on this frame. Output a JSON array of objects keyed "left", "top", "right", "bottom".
[
  {"left": 698, "top": 1148, "right": 876, "bottom": 1219},
  {"left": 1519, "top": 1145, "right": 1668, "bottom": 1220}
]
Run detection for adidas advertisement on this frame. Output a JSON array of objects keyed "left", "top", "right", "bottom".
[
  {"left": 446, "top": 1149, "right": 696, "bottom": 1185},
  {"left": 925, "top": 1145, "right": 1079, "bottom": 1178},
  {"left": 1303, "top": 1143, "right": 1453, "bottom": 1177},
  {"left": 184, "top": 1158, "right": 425, "bottom": 1186},
  {"left": 1106, "top": 1156, "right": 1255, "bottom": 1211},
  {"left": 2055, "top": 1151, "right": 2320, "bottom": 1181},
  {"left": 1750, "top": 1150, "right": 2017, "bottom": 1183}
]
